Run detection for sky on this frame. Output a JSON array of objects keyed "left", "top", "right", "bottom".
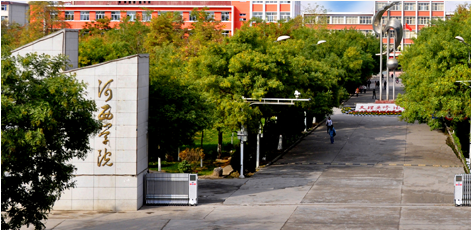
[{"left": 301, "top": 1, "right": 468, "bottom": 13}]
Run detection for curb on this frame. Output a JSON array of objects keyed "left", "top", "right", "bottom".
[{"left": 444, "top": 124, "right": 470, "bottom": 174}]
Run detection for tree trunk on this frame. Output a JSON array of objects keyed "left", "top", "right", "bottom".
[
  {"left": 217, "top": 129, "right": 223, "bottom": 159},
  {"left": 200, "top": 130, "right": 204, "bottom": 149}
]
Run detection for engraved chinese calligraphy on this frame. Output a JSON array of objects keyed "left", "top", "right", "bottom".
[{"left": 97, "top": 79, "right": 114, "bottom": 167}]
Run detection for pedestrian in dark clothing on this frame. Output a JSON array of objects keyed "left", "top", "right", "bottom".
[
  {"left": 383, "top": 81, "right": 386, "bottom": 90},
  {"left": 326, "top": 117, "right": 335, "bottom": 144},
  {"left": 367, "top": 80, "right": 371, "bottom": 89},
  {"left": 391, "top": 74, "right": 394, "bottom": 78},
  {"left": 372, "top": 88, "right": 376, "bottom": 99}
]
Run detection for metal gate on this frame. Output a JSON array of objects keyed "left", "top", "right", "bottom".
[
  {"left": 454, "top": 174, "right": 471, "bottom": 206},
  {"left": 145, "top": 173, "right": 198, "bottom": 206}
]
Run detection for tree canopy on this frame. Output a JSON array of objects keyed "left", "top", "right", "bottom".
[
  {"left": 396, "top": 4, "right": 471, "bottom": 129},
  {"left": 1, "top": 53, "right": 101, "bottom": 229}
]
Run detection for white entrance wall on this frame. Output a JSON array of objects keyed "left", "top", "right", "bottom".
[{"left": 10, "top": 29, "right": 149, "bottom": 211}]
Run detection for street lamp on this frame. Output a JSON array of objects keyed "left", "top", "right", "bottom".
[
  {"left": 276, "top": 35, "right": 326, "bottom": 47},
  {"left": 276, "top": 35, "right": 290, "bottom": 42},
  {"left": 294, "top": 90, "right": 301, "bottom": 99},
  {"left": 455, "top": 36, "right": 471, "bottom": 65},
  {"left": 455, "top": 36, "right": 470, "bottom": 46}
]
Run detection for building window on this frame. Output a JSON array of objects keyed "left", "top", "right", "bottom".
[
  {"left": 381, "top": 16, "right": 387, "bottom": 25},
  {"left": 280, "top": 12, "right": 290, "bottom": 21},
  {"left": 222, "top": 31, "right": 230, "bottom": 37},
  {"left": 404, "top": 30, "right": 416, "bottom": 39},
  {"left": 360, "top": 30, "right": 373, "bottom": 36},
  {"left": 280, "top": 1, "right": 290, "bottom": 3},
  {"left": 239, "top": 18, "right": 246, "bottom": 21},
  {"left": 96, "top": 11, "right": 105, "bottom": 20},
  {"left": 221, "top": 12, "right": 230, "bottom": 21},
  {"left": 346, "top": 16, "right": 357, "bottom": 24},
  {"left": 253, "top": 1, "right": 263, "bottom": 3},
  {"left": 127, "top": 11, "right": 136, "bottom": 21},
  {"left": 111, "top": 11, "right": 120, "bottom": 21},
  {"left": 418, "top": 17, "right": 429, "bottom": 25},
  {"left": 391, "top": 3, "right": 401, "bottom": 11},
  {"left": 1, "top": 5, "right": 7, "bottom": 11},
  {"left": 80, "top": 11, "right": 90, "bottom": 21},
  {"left": 266, "top": 12, "right": 276, "bottom": 22},
  {"left": 266, "top": 1, "right": 277, "bottom": 4},
  {"left": 239, "top": 13, "right": 246, "bottom": 16},
  {"left": 432, "top": 3, "right": 444, "bottom": 11},
  {"left": 65, "top": 11, "right": 74, "bottom": 21},
  {"left": 206, "top": 12, "right": 214, "bottom": 20},
  {"left": 50, "top": 11, "right": 58, "bottom": 20},
  {"left": 404, "top": 3, "right": 416, "bottom": 11},
  {"left": 375, "top": 2, "right": 387, "bottom": 10},
  {"left": 418, "top": 3, "right": 429, "bottom": 11},
  {"left": 405, "top": 17, "right": 415, "bottom": 25},
  {"left": 189, "top": 13, "right": 197, "bottom": 21},
  {"left": 331, "top": 16, "right": 344, "bottom": 24},
  {"left": 253, "top": 12, "right": 263, "bottom": 20},
  {"left": 360, "top": 16, "right": 372, "bottom": 24},
  {"left": 1, "top": 16, "right": 7, "bottom": 21},
  {"left": 142, "top": 12, "right": 152, "bottom": 21}
]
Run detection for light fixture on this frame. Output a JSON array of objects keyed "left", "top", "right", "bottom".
[
  {"left": 455, "top": 36, "right": 470, "bottom": 46},
  {"left": 276, "top": 35, "right": 290, "bottom": 42},
  {"left": 294, "top": 90, "right": 301, "bottom": 99}
]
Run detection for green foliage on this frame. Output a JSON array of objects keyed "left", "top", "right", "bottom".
[
  {"left": 1, "top": 21, "right": 24, "bottom": 56},
  {"left": 178, "top": 160, "right": 192, "bottom": 173},
  {"left": 397, "top": 4, "right": 471, "bottom": 129},
  {"left": 1, "top": 53, "right": 101, "bottom": 229},
  {"left": 79, "top": 15, "right": 150, "bottom": 67}
]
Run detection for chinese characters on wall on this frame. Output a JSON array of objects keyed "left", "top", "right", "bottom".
[
  {"left": 355, "top": 103, "right": 405, "bottom": 112},
  {"left": 97, "top": 79, "right": 114, "bottom": 167}
]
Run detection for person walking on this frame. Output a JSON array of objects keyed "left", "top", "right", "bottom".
[
  {"left": 355, "top": 87, "right": 360, "bottom": 97},
  {"left": 372, "top": 88, "right": 376, "bottom": 99},
  {"left": 367, "top": 80, "right": 371, "bottom": 89},
  {"left": 326, "top": 117, "right": 335, "bottom": 144},
  {"left": 383, "top": 80, "right": 386, "bottom": 90}
]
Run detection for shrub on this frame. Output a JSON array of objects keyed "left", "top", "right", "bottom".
[
  {"left": 179, "top": 148, "right": 205, "bottom": 162},
  {"left": 178, "top": 160, "right": 192, "bottom": 173}
]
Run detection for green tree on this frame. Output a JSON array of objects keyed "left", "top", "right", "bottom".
[
  {"left": 144, "top": 11, "right": 186, "bottom": 49},
  {"left": 1, "top": 53, "right": 101, "bottom": 230},
  {"left": 396, "top": 4, "right": 471, "bottom": 129},
  {"left": 1, "top": 21, "right": 24, "bottom": 56},
  {"left": 78, "top": 14, "right": 150, "bottom": 67},
  {"left": 147, "top": 44, "right": 211, "bottom": 160}
]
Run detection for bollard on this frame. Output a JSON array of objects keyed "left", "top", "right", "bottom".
[{"left": 277, "top": 135, "right": 283, "bottom": 150}]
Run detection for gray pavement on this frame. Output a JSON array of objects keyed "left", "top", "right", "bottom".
[{"left": 24, "top": 78, "right": 471, "bottom": 230}]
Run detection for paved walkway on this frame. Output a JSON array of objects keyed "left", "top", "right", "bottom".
[{"left": 23, "top": 78, "right": 471, "bottom": 230}]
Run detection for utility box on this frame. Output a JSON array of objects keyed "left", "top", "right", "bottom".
[
  {"left": 145, "top": 173, "right": 198, "bottom": 206},
  {"left": 454, "top": 174, "right": 470, "bottom": 206}
]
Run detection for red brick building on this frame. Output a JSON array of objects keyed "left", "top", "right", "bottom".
[{"left": 59, "top": 1, "right": 301, "bottom": 35}]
